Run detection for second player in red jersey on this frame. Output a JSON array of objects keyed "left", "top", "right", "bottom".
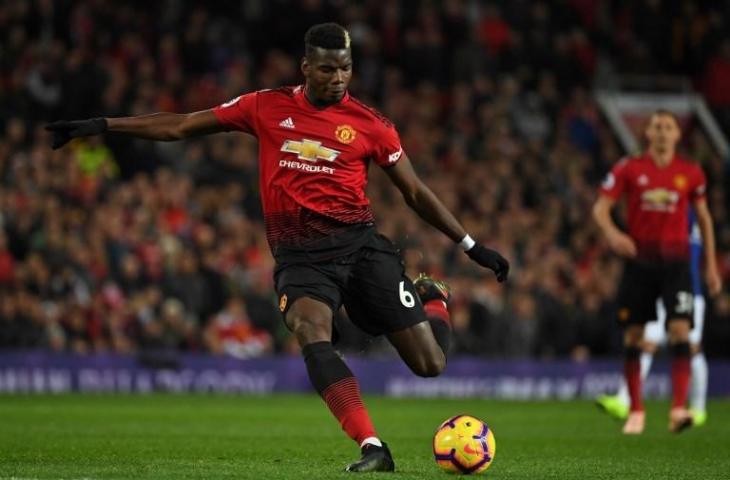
[
  {"left": 594, "top": 110, "right": 721, "bottom": 435},
  {"left": 600, "top": 152, "right": 706, "bottom": 261}
]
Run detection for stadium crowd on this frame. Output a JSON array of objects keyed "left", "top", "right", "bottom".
[{"left": 2, "top": 0, "right": 730, "bottom": 360}]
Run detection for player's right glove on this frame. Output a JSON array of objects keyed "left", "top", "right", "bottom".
[
  {"left": 45, "top": 118, "right": 108, "bottom": 150},
  {"left": 465, "top": 243, "right": 509, "bottom": 283}
]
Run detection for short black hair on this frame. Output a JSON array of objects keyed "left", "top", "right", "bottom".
[{"left": 304, "top": 23, "right": 351, "bottom": 56}]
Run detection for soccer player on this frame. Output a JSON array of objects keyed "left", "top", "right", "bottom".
[
  {"left": 596, "top": 209, "right": 709, "bottom": 426},
  {"left": 593, "top": 110, "right": 722, "bottom": 434},
  {"left": 46, "top": 23, "right": 509, "bottom": 471}
]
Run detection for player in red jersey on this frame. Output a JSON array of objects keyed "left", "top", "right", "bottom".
[
  {"left": 593, "top": 110, "right": 722, "bottom": 435},
  {"left": 46, "top": 23, "right": 508, "bottom": 471}
]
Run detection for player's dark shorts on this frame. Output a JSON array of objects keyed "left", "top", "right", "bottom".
[
  {"left": 274, "top": 231, "right": 426, "bottom": 337},
  {"left": 616, "top": 260, "right": 694, "bottom": 327}
]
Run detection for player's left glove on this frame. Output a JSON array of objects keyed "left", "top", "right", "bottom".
[
  {"left": 465, "top": 243, "right": 509, "bottom": 283},
  {"left": 45, "top": 118, "right": 107, "bottom": 150}
]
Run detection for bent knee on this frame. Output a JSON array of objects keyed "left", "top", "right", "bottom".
[
  {"left": 412, "top": 352, "right": 446, "bottom": 378},
  {"left": 667, "top": 318, "right": 691, "bottom": 342},
  {"left": 623, "top": 325, "right": 644, "bottom": 346},
  {"left": 292, "top": 321, "right": 330, "bottom": 346}
]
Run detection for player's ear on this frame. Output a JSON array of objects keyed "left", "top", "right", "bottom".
[
  {"left": 643, "top": 120, "right": 653, "bottom": 142},
  {"left": 674, "top": 120, "right": 682, "bottom": 142},
  {"left": 301, "top": 57, "right": 310, "bottom": 77}
]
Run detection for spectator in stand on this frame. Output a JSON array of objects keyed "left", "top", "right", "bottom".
[
  {"left": 0, "top": 231, "right": 15, "bottom": 285},
  {"left": 204, "top": 296, "right": 272, "bottom": 359},
  {"left": 703, "top": 38, "right": 730, "bottom": 135},
  {"left": 0, "top": 0, "right": 728, "bottom": 358}
]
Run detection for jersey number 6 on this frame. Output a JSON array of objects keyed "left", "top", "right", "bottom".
[{"left": 399, "top": 281, "right": 415, "bottom": 308}]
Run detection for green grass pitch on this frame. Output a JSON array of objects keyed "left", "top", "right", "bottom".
[{"left": 1, "top": 394, "right": 728, "bottom": 479}]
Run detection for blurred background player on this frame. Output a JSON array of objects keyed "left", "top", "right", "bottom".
[
  {"left": 593, "top": 110, "right": 722, "bottom": 434},
  {"left": 45, "top": 23, "right": 509, "bottom": 472},
  {"left": 596, "top": 208, "right": 709, "bottom": 426}
]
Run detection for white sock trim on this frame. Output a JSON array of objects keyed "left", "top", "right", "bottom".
[
  {"left": 360, "top": 437, "right": 382, "bottom": 448},
  {"left": 639, "top": 352, "right": 653, "bottom": 380},
  {"left": 690, "top": 352, "right": 708, "bottom": 412}
]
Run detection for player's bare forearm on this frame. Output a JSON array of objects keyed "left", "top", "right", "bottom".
[
  {"left": 592, "top": 195, "right": 621, "bottom": 237},
  {"left": 384, "top": 156, "right": 465, "bottom": 242},
  {"left": 593, "top": 195, "right": 637, "bottom": 257},
  {"left": 405, "top": 182, "right": 467, "bottom": 242},
  {"left": 694, "top": 200, "right": 718, "bottom": 268},
  {"left": 385, "top": 154, "right": 509, "bottom": 281},
  {"left": 107, "top": 110, "right": 223, "bottom": 141},
  {"left": 47, "top": 110, "right": 225, "bottom": 149}
]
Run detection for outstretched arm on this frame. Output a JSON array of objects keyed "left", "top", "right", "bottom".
[
  {"left": 384, "top": 154, "right": 509, "bottom": 282},
  {"left": 384, "top": 153, "right": 465, "bottom": 242},
  {"left": 46, "top": 110, "right": 224, "bottom": 149}
]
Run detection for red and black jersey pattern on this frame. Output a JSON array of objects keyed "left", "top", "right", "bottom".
[
  {"left": 264, "top": 206, "right": 374, "bottom": 247},
  {"left": 599, "top": 153, "right": 706, "bottom": 261},
  {"left": 213, "top": 85, "right": 403, "bottom": 252}
]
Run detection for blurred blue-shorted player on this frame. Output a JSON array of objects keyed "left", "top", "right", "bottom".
[{"left": 597, "top": 208, "right": 709, "bottom": 426}]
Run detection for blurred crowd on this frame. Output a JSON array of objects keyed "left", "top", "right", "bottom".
[{"left": 2, "top": 0, "right": 730, "bottom": 360}]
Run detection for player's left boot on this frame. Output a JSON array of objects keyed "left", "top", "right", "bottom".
[
  {"left": 689, "top": 409, "right": 707, "bottom": 427},
  {"left": 669, "top": 407, "right": 694, "bottom": 433},
  {"left": 345, "top": 442, "right": 395, "bottom": 472},
  {"left": 595, "top": 395, "right": 629, "bottom": 421},
  {"left": 414, "top": 273, "right": 451, "bottom": 306}
]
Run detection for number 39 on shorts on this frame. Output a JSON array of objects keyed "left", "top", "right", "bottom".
[{"left": 675, "top": 291, "right": 693, "bottom": 314}]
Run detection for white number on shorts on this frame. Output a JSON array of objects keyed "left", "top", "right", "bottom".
[
  {"left": 675, "top": 291, "right": 693, "bottom": 314},
  {"left": 399, "top": 281, "right": 415, "bottom": 308}
]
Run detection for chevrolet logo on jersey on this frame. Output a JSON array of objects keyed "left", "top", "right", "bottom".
[
  {"left": 641, "top": 188, "right": 679, "bottom": 211},
  {"left": 281, "top": 139, "right": 341, "bottom": 162}
]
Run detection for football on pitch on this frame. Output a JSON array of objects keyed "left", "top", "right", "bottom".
[{"left": 433, "top": 414, "right": 496, "bottom": 474}]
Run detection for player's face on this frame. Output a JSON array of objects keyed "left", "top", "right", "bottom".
[
  {"left": 645, "top": 114, "right": 681, "bottom": 153},
  {"left": 302, "top": 48, "right": 352, "bottom": 105}
]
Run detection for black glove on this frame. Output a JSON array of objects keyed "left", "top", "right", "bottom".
[
  {"left": 465, "top": 243, "right": 509, "bottom": 282},
  {"left": 45, "top": 118, "right": 108, "bottom": 150}
]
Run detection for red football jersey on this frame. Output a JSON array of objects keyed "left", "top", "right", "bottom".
[
  {"left": 213, "top": 85, "right": 403, "bottom": 251},
  {"left": 599, "top": 153, "right": 706, "bottom": 261}
]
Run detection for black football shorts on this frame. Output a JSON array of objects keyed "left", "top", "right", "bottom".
[
  {"left": 616, "top": 260, "right": 694, "bottom": 328},
  {"left": 274, "top": 233, "right": 427, "bottom": 336}
]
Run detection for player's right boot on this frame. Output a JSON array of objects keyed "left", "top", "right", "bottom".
[
  {"left": 595, "top": 394, "right": 629, "bottom": 421},
  {"left": 622, "top": 411, "right": 645, "bottom": 434},
  {"left": 345, "top": 442, "right": 395, "bottom": 472},
  {"left": 669, "top": 407, "right": 694, "bottom": 433},
  {"left": 414, "top": 273, "right": 451, "bottom": 306}
]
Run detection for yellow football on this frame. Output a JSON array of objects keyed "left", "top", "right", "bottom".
[{"left": 433, "top": 415, "right": 496, "bottom": 474}]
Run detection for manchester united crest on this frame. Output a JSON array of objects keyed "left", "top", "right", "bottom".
[
  {"left": 673, "top": 174, "right": 688, "bottom": 191},
  {"left": 335, "top": 124, "right": 357, "bottom": 144}
]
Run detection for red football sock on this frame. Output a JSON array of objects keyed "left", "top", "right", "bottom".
[
  {"left": 424, "top": 299, "right": 450, "bottom": 325},
  {"left": 625, "top": 358, "right": 643, "bottom": 412},
  {"left": 671, "top": 356, "right": 691, "bottom": 409},
  {"left": 322, "top": 377, "right": 376, "bottom": 445}
]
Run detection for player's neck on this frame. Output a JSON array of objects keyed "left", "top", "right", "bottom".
[
  {"left": 648, "top": 148, "right": 674, "bottom": 168},
  {"left": 304, "top": 85, "right": 337, "bottom": 109}
]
